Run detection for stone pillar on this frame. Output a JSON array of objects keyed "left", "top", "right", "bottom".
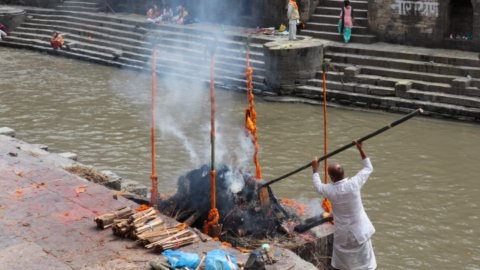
[
  {"left": 0, "top": 6, "right": 25, "bottom": 33},
  {"left": 263, "top": 37, "right": 324, "bottom": 95}
]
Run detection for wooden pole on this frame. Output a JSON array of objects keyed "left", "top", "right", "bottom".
[
  {"left": 261, "top": 108, "right": 423, "bottom": 187},
  {"left": 210, "top": 55, "right": 216, "bottom": 212},
  {"left": 150, "top": 46, "right": 158, "bottom": 207},
  {"left": 323, "top": 69, "right": 327, "bottom": 185}
]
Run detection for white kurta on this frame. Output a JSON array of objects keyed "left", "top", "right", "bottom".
[{"left": 313, "top": 158, "right": 376, "bottom": 270}]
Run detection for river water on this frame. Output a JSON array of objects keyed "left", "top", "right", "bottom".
[{"left": 1, "top": 47, "right": 480, "bottom": 269}]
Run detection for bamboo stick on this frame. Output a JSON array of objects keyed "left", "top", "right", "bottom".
[
  {"left": 261, "top": 108, "right": 423, "bottom": 187},
  {"left": 195, "top": 256, "right": 206, "bottom": 270}
]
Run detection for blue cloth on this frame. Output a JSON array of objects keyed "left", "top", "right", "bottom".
[
  {"left": 161, "top": 250, "right": 201, "bottom": 268},
  {"left": 205, "top": 249, "right": 238, "bottom": 270}
]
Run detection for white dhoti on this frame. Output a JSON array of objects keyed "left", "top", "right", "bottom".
[
  {"left": 332, "top": 231, "right": 377, "bottom": 270},
  {"left": 146, "top": 17, "right": 160, "bottom": 23},
  {"left": 0, "top": 30, "right": 7, "bottom": 40},
  {"left": 289, "top": 20, "right": 297, "bottom": 40}
]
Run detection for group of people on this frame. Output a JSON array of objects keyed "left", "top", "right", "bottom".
[
  {"left": 287, "top": 0, "right": 355, "bottom": 44},
  {"left": 146, "top": 5, "right": 191, "bottom": 25}
]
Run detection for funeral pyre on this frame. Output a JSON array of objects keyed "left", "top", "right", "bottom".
[{"left": 157, "top": 164, "right": 333, "bottom": 249}]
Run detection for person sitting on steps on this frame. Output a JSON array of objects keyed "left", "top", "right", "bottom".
[
  {"left": 50, "top": 31, "right": 64, "bottom": 50},
  {"left": 163, "top": 5, "right": 173, "bottom": 22},
  {"left": 146, "top": 5, "right": 161, "bottom": 24}
]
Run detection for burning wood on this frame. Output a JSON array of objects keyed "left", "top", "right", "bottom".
[
  {"left": 94, "top": 206, "right": 134, "bottom": 229},
  {"left": 157, "top": 164, "right": 323, "bottom": 245}
]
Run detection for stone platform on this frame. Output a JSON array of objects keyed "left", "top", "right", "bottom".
[
  {"left": 0, "top": 6, "right": 25, "bottom": 32},
  {"left": 0, "top": 134, "right": 318, "bottom": 270}
]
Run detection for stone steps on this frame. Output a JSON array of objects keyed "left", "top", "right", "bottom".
[
  {"left": 24, "top": 16, "right": 265, "bottom": 54},
  {"left": 310, "top": 14, "right": 368, "bottom": 27},
  {"left": 303, "top": 1, "right": 378, "bottom": 44},
  {"left": 301, "top": 30, "right": 377, "bottom": 44},
  {"left": 323, "top": 0, "right": 369, "bottom": 9},
  {"left": 61, "top": 1, "right": 101, "bottom": 8},
  {"left": 327, "top": 45, "right": 480, "bottom": 68},
  {"left": 315, "top": 6, "right": 368, "bottom": 17},
  {"left": 295, "top": 85, "right": 480, "bottom": 120},
  {"left": 56, "top": 5, "right": 102, "bottom": 13},
  {"left": 19, "top": 21, "right": 266, "bottom": 69},
  {"left": 3, "top": 9, "right": 268, "bottom": 93},
  {"left": 23, "top": 8, "right": 271, "bottom": 45},
  {"left": 329, "top": 62, "right": 459, "bottom": 85},
  {"left": 326, "top": 52, "right": 480, "bottom": 77},
  {"left": 306, "top": 22, "right": 368, "bottom": 35}
]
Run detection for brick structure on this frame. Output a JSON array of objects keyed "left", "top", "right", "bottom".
[{"left": 368, "top": 0, "right": 480, "bottom": 52}]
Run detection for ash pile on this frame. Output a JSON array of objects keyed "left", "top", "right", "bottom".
[
  {"left": 157, "top": 164, "right": 331, "bottom": 247},
  {"left": 158, "top": 165, "right": 292, "bottom": 239}
]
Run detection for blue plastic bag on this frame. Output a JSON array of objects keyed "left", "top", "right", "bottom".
[
  {"left": 205, "top": 249, "right": 238, "bottom": 270},
  {"left": 161, "top": 250, "right": 201, "bottom": 268}
]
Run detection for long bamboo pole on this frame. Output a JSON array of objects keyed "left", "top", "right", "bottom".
[
  {"left": 150, "top": 46, "right": 158, "bottom": 207},
  {"left": 323, "top": 70, "right": 327, "bottom": 185},
  {"left": 261, "top": 108, "right": 423, "bottom": 187},
  {"left": 210, "top": 55, "right": 216, "bottom": 212}
]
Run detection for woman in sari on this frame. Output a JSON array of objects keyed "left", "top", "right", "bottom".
[
  {"left": 50, "top": 31, "right": 64, "bottom": 50},
  {"left": 339, "top": 0, "right": 355, "bottom": 44}
]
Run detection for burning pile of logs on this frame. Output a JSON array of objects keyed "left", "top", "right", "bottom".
[{"left": 94, "top": 206, "right": 199, "bottom": 252}]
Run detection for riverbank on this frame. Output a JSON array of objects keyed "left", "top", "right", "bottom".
[
  {"left": 2, "top": 5, "right": 480, "bottom": 124},
  {"left": 0, "top": 130, "right": 318, "bottom": 270}
]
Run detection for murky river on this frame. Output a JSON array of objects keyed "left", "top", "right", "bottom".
[{"left": 1, "top": 47, "right": 480, "bottom": 269}]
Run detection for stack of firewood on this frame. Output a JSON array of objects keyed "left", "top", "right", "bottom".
[
  {"left": 94, "top": 206, "right": 198, "bottom": 252},
  {"left": 94, "top": 206, "right": 134, "bottom": 229},
  {"left": 137, "top": 226, "right": 180, "bottom": 245},
  {"left": 111, "top": 208, "right": 166, "bottom": 239},
  {"left": 146, "top": 229, "right": 198, "bottom": 252}
]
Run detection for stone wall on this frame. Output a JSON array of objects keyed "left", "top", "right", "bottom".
[
  {"left": 183, "top": 0, "right": 319, "bottom": 28},
  {"left": 368, "top": 0, "right": 480, "bottom": 52},
  {"left": 0, "top": 0, "right": 62, "bottom": 8}
]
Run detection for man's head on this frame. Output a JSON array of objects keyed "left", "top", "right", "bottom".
[
  {"left": 165, "top": 5, "right": 170, "bottom": 10},
  {"left": 328, "top": 163, "right": 345, "bottom": 182},
  {"left": 152, "top": 5, "right": 157, "bottom": 11}
]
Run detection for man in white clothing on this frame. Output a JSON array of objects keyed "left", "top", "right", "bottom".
[
  {"left": 311, "top": 139, "right": 377, "bottom": 270},
  {"left": 287, "top": 0, "right": 300, "bottom": 41},
  {"left": 146, "top": 5, "right": 160, "bottom": 23},
  {"left": 163, "top": 5, "right": 173, "bottom": 21}
]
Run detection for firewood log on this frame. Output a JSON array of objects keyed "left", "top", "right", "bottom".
[{"left": 94, "top": 206, "right": 133, "bottom": 229}]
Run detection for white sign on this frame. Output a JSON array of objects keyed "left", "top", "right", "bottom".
[{"left": 391, "top": 0, "right": 439, "bottom": 17}]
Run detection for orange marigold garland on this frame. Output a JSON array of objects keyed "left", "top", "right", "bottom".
[
  {"left": 244, "top": 51, "right": 261, "bottom": 180},
  {"left": 204, "top": 208, "right": 219, "bottom": 235}
]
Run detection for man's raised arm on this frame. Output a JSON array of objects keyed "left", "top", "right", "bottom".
[
  {"left": 352, "top": 138, "right": 373, "bottom": 186},
  {"left": 311, "top": 158, "right": 325, "bottom": 195}
]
